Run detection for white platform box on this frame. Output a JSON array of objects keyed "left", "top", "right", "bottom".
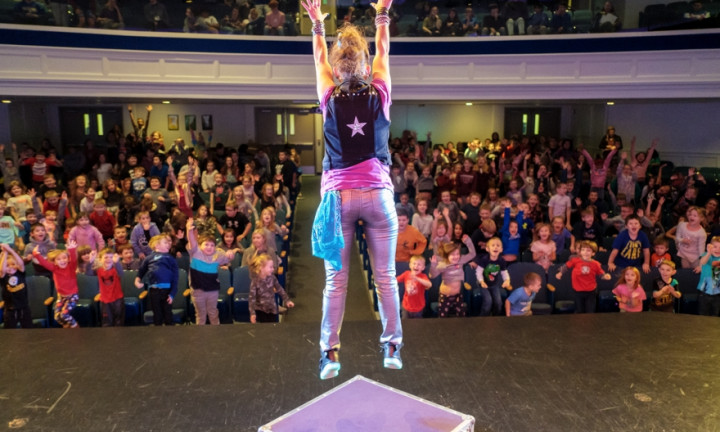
[{"left": 259, "top": 375, "right": 475, "bottom": 432}]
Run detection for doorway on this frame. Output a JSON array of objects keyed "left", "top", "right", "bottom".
[
  {"left": 504, "top": 107, "right": 561, "bottom": 139},
  {"left": 59, "top": 106, "right": 124, "bottom": 151},
  {"left": 254, "top": 106, "right": 322, "bottom": 173}
]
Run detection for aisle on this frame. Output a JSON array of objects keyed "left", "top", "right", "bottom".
[{"left": 284, "top": 175, "right": 376, "bottom": 323}]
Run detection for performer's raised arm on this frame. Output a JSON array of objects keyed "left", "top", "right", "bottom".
[{"left": 302, "top": 0, "right": 334, "bottom": 100}]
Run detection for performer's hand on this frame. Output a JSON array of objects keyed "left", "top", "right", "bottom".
[
  {"left": 372, "top": 0, "right": 393, "bottom": 11},
  {"left": 301, "top": 0, "right": 328, "bottom": 22}
]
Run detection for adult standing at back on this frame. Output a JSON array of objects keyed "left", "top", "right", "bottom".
[{"left": 303, "top": 0, "right": 403, "bottom": 380}]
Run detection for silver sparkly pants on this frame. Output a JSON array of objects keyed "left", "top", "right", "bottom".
[{"left": 320, "top": 188, "right": 402, "bottom": 352}]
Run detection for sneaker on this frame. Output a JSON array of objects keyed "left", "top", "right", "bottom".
[
  {"left": 382, "top": 343, "right": 403, "bottom": 370},
  {"left": 319, "top": 349, "right": 341, "bottom": 380}
]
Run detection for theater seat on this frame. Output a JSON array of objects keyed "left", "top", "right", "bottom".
[
  {"left": 121, "top": 270, "right": 143, "bottom": 325},
  {"left": 72, "top": 274, "right": 100, "bottom": 327},
  {"left": 142, "top": 269, "right": 189, "bottom": 325},
  {"left": 26, "top": 276, "right": 55, "bottom": 328},
  {"left": 232, "top": 266, "right": 252, "bottom": 322},
  {"left": 675, "top": 268, "right": 701, "bottom": 314}
]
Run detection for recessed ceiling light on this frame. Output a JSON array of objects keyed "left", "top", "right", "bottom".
[
  {"left": 1, "top": 100, "right": 11, "bottom": 104},
  {"left": 465, "top": 102, "right": 473, "bottom": 106},
  {"left": 162, "top": 101, "right": 171, "bottom": 104},
  {"left": 606, "top": 101, "right": 615, "bottom": 106}
]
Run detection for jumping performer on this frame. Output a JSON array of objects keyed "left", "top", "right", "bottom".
[{"left": 303, "top": 0, "right": 402, "bottom": 379}]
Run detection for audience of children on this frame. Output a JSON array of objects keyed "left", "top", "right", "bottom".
[{"left": 3, "top": 127, "right": 720, "bottom": 331}]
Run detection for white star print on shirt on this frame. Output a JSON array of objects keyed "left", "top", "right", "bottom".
[{"left": 346, "top": 116, "right": 367, "bottom": 137}]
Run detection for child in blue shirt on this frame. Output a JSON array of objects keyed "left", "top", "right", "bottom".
[
  {"left": 505, "top": 272, "right": 542, "bottom": 316},
  {"left": 499, "top": 200, "right": 524, "bottom": 263},
  {"left": 131, "top": 166, "right": 149, "bottom": 200},
  {"left": 135, "top": 233, "right": 179, "bottom": 326},
  {"left": 551, "top": 216, "right": 572, "bottom": 257},
  {"left": 697, "top": 237, "right": 720, "bottom": 316}
]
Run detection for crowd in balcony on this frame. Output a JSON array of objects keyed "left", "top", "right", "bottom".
[{"left": 4, "top": 0, "right": 719, "bottom": 35}]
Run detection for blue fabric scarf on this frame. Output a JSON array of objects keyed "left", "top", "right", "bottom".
[{"left": 312, "top": 190, "right": 344, "bottom": 270}]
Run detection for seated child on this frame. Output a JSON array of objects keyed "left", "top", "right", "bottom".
[
  {"left": 651, "top": 235, "right": 672, "bottom": 268},
  {"left": 111, "top": 225, "right": 130, "bottom": 251},
  {"left": 551, "top": 216, "right": 572, "bottom": 258},
  {"left": 68, "top": 212, "right": 105, "bottom": 251},
  {"left": 650, "top": 260, "right": 681, "bottom": 313},
  {"left": 396, "top": 255, "right": 431, "bottom": 319},
  {"left": 505, "top": 272, "right": 542, "bottom": 317},
  {"left": 118, "top": 244, "right": 140, "bottom": 271},
  {"left": 76, "top": 245, "right": 97, "bottom": 275}
]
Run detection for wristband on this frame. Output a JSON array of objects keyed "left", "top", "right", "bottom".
[
  {"left": 312, "top": 20, "right": 325, "bottom": 37},
  {"left": 375, "top": 13, "right": 390, "bottom": 26},
  {"left": 376, "top": 6, "right": 388, "bottom": 15}
]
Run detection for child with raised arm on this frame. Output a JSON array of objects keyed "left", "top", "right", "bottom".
[
  {"left": 581, "top": 146, "right": 617, "bottom": 200},
  {"left": 1, "top": 243, "right": 31, "bottom": 329},
  {"left": 397, "top": 255, "right": 431, "bottom": 319},
  {"left": 555, "top": 240, "right": 612, "bottom": 313},
  {"left": 499, "top": 199, "right": 524, "bottom": 263},
  {"left": 612, "top": 266, "right": 646, "bottom": 313},
  {"left": 474, "top": 237, "right": 511, "bottom": 316},
  {"left": 505, "top": 272, "right": 542, "bottom": 317},
  {"left": 96, "top": 248, "right": 125, "bottom": 326},
  {"left": 248, "top": 253, "right": 294, "bottom": 323},
  {"left": 429, "top": 235, "right": 476, "bottom": 317},
  {"left": 135, "top": 233, "right": 178, "bottom": 326},
  {"left": 697, "top": 237, "right": 720, "bottom": 316},
  {"left": 650, "top": 260, "right": 681, "bottom": 313},
  {"left": 186, "top": 217, "right": 234, "bottom": 325},
  {"left": 33, "top": 240, "right": 80, "bottom": 328}
]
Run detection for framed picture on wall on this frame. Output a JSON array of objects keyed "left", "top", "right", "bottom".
[
  {"left": 185, "top": 115, "right": 197, "bottom": 131},
  {"left": 168, "top": 114, "right": 179, "bottom": 130},
  {"left": 201, "top": 114, "right": 213, "bottom": 131}
]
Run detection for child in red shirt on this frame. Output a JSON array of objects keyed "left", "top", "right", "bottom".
[
  {"left": 396, "top": 255, "right": 431, "bottom": 319},
  {"left": 555, "top": 240, "right": 612, "bottom": 313},
  {"left": 33, "top": 240, "right": 79, "bottom": 328},
  {"left": 651, "top": 235, "right": 672, "bottom": 268},
  {"left": 89, "top": 199, "right": 117, "bottom": 241},
  {"left": 96, "top": 248, "right": 125, "bottom": 326}
]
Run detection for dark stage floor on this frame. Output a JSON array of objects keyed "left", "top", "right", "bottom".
[{"left": 1, "top": 313, "right": 719, "bottom": 432}]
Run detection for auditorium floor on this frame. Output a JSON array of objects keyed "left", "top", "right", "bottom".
[{"left": 1, "top": 313, "right": 718, "bottom": 431}]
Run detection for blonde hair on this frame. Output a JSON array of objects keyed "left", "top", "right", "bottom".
[
  {"left": 329, "top": 23, "right": 370, "bottom": 81},
  {"left": 149, "top": 233, "right": 172, "bottom": 250},
  {"left": 249, "top": 253, "right": 273, "bottom": 278},
  {"left": 47, "top": 249, "right": 69, "bottom": 263},
  {"left": 256, "top": 207, "right": 278, "bottom": 231}
]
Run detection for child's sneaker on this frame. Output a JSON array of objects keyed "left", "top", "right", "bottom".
[
  {"left": 382, "top": 343, "right": 403, "bottom": 370},
  {"left": 319, "top": 349, "right": 340, "bottom": 380}
]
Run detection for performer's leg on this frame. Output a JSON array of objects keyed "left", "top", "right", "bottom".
[
  {"left": 320, "top": 189, "right": 361, "bottom": 353},
  {"left": 362, "top": 188, "right": 402, "bottom": 347}
]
